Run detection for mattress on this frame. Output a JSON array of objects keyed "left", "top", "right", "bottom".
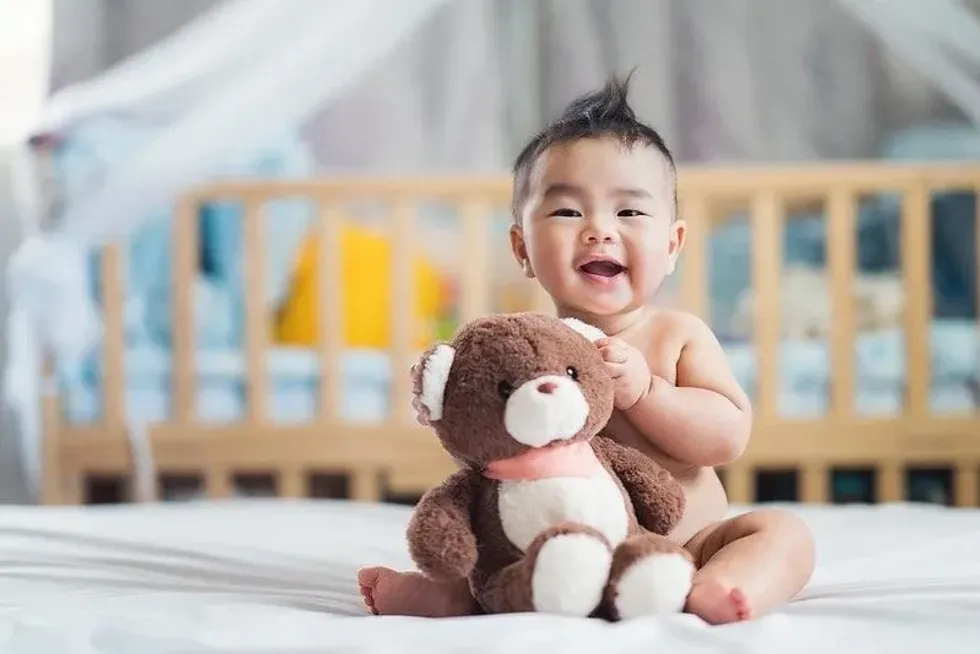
[
  {"left": 0, "top": 500, "right": 977, "bottom": 653},
  {"left": 61, "top": 320, "right": 979, "bottom": 424}
]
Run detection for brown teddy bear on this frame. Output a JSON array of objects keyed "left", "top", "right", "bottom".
[{"left": 406, "top": 312, "right": 694, "bottom": 620}]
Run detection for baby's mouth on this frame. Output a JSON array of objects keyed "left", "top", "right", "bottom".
[{"left": 578, "top": 260, "right": 627, "bottom": 278}]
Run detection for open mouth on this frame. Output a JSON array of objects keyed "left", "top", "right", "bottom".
[{"left": 578, "top": 259, "right": 627, "bottom": 278}]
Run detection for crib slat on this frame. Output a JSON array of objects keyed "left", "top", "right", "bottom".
[
  {"left": 530, "top": 283, "right": 553, "bottom": 315},
  {"left": 459, "top": 202, "right": 491, "bottom": 321},
  {"left": 389, "top": 201, "right": 415, "bottom": 424},
  {"left": 40, "top": 353, "right": 63, "bottom": 504},
  {"left": 279, "top": 468, "right": 307, "bottom": 499},
  {"left": 62, "top": 473, "right": 85, "bottom": 505},
  {"left": 205, "top": 467, "right": 232, "bottom": 499},
  {"left": 801, "top": 464, "right": 829, "bottom": 503},
  {"left": 172, "top": 196, "right": 199, "bottom": 422},
  {"left": 350, "top": 468, "right": 382, "bottom": 502},
  {"left": 680, "top": 196, "right": 709, "bottom": 319},
  {"left": 243, "top": 200, "right": 269, "bottom": 423},
  {"left": 317, "top": 203, "right": 344, "bottom": 421},
  {"left": 101, "top": 244, "right": 126, "bottom": 431},
  {"left": 900, "top": 185, "right": 932, "bottom": 417},
  {"left": 877, "top": 463, "right": 904, "bottom": 503},
  {"left": 827, "top": 190, "right": 856, "bottom": 418},
  {"left": 955, "top": 464, "right": 978, "bottom": 507},
  {"left": 750, "top": 193, "right": 783, "bottom": 420},
  {"left": 725, "top": 465, "right": 753, "bottom": 504}
]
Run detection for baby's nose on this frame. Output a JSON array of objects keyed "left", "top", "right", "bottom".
[{"left": 537, "top": 382, "right": 558, "bottom": 394}]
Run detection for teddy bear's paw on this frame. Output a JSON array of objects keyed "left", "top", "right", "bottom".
[
  {"left": 530, "top": 533, "right": 612, "bottom": 616},
  {"left": 610, "top": 552, "right": 694, "bottom": 620}
]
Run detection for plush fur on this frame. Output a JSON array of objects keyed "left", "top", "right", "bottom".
[{"left": 406, "top": 313, "right": 694, "bottom": 620}]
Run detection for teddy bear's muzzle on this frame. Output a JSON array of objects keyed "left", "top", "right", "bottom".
[{"left": 502, "top": 374, "right": 591, "bottom": 448}]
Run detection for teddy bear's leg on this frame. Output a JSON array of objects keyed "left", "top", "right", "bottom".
[
  {"left": 478, "top": 523, "right": 613, "bottom": 617},
  {"left": 604, "top": 532, "right": 695, "bottom": 620}
]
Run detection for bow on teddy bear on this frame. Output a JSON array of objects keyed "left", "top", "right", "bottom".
[{"left": 406, "top": 312, "right": 694, "bottom": 620}]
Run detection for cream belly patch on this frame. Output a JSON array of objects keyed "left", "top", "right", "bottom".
[{"left": 496, "top": 468, "right": 630, "bottom": 552}]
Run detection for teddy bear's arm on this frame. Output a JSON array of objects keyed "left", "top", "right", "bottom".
[
  {"left": 592, "top": 435, "right": 686, "bottom": 536},
  {"left": 406, "top": 469, "right": 480, "bottom": 581}
]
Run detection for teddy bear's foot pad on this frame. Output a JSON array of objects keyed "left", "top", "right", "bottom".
[
  {"left": 531, "top": 533, "right": 612, "bottom": 616},
  {"left": 612, "top": 553, "right": 694, "bottom": 619}
]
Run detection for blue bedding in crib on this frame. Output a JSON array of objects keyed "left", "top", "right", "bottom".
[
  {"left": 64, "top": 347, "right": 395, "bottom": 424},
  {"left": 62, "top": 319, "right": 979, "bottom": 424}
]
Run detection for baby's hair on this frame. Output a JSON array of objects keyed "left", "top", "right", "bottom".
[{"left": 511, "top": 70, "right": 676, "bottom": 221}]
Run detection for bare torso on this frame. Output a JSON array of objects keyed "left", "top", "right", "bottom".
[{"left": 603, "top": 309, "right": 729, "bottom": 545}]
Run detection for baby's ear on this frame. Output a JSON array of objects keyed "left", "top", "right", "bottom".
[
  {"left": 412, "top": 343, "right": 456, "bottom": 422},
  {"left": 560, "top": 317, "right": 607, "bottom": 343}
]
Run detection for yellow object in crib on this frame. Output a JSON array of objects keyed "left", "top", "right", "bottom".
[{"left": 274, "top": 224, "right": 445, "bottom": 349}]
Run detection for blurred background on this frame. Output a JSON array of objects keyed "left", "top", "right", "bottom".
[{"left": 0, "top": 0, "right": 978, "bottom": 505}]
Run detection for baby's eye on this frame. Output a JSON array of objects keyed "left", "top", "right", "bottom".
[
  {"left": 549, "top": 208, "right": 582, "bottom": 218},
  {"left": 497, "top": 381, "right": 514, "bottom": 399},
  {"left": 617, "top": 209, "right": 647, "bottom": 217}
]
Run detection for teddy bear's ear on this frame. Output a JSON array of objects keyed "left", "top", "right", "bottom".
[
  {"left": 560, "top": 317, "right": 607, "bottom": 342},
  {"left": 417, "top": 344, "right": 456, "bottom": 421}
]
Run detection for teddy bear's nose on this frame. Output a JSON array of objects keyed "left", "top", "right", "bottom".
[{"left": 537, "top": 381, "right": 558, "bottom": 394}]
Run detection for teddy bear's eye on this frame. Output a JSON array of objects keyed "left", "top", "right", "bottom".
[
  {"left": 497, "top": 381, "right": 514, "bottom": 399},
  {"left": 566, "top": 366, "right": 579, "bottom": 381}
]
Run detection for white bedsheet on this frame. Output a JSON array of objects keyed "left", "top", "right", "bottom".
[{"left": 0, "top": 500, "right": 978, "bottom": 653}]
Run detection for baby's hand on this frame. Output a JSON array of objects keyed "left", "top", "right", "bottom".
[{"left": 596, "top": 337, "right": 652, "bottom": 410}]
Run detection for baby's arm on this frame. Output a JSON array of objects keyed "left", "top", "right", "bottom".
[
  {"left": 625, "top": 313, "right": 752, "bottom": 467},
  {"left": 407, "top": 469, "right": 479, "bottom": 581}
]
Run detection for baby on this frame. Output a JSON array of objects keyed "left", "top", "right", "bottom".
[{"left": 358, "top": 74, "right": 815, "bottom": 625}]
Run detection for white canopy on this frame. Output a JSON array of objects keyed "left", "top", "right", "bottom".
[{"left": 4, "top": 0, "right": 980, "bottom": 500}]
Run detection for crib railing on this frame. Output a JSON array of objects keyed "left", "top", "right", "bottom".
[
  {"left": 48, "top": 163, "right": 980, "bottom": 507},
  {"left": 678, "top": 164, "right": 980, "bottom": 505}
]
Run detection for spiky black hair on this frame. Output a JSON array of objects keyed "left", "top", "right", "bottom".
[{"left": 511, "top": 71, "right": 676, "bottom": 218}]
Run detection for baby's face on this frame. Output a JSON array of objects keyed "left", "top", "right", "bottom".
[{"left": 512, "top": 137, "right": 685, "bottom": 317}]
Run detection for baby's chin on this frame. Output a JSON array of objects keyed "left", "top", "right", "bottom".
[{"left": 558, "top": 290, "right": 640, "bottom": 318}]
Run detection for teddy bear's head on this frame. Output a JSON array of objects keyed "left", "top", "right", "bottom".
[{"left": 413, "top": 312, "right": 613, "bottom": 467}]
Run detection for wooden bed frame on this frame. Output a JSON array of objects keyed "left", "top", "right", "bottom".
[{"left": 36, "top": 161, "right": 980, "bottom": 507}]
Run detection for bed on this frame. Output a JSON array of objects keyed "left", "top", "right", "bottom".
[{"left": 0, "top": 499, "right": 978, "bottom": 652}]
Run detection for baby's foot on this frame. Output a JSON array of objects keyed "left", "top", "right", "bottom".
[
  {"left": 357, "top": 567, "right": 476, "bottom": 618},
  {"left": 684, "top": 579, "right": 752, "bottom": 625},
  {"left": 358, "top": 567, "right": 386, "bottom": 614}
]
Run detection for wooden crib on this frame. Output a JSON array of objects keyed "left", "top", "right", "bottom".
[{"left": 39, "top": 162, "right": 980, "bottom": 507}]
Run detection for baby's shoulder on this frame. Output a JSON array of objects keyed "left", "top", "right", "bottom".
[
  {"left": 648, "top": 308, "right": 715, "bottom": 345},
  {"left": 634, "top": 310, "right": 716, "bottom": 379}
]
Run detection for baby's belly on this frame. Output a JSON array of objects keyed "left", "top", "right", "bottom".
[
  {"left": 668, "top": 468, "right": 729, "bottom": 545},
  {"left": 603, "top": 412, "right": 729, "bottom": 545},
  {"left": 496, "top": 470, "right": 630, "bottom": 552}
]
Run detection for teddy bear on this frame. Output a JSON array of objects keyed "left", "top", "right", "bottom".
[{"left": 405, "top": 312, "right": 694, "bottom": 620}]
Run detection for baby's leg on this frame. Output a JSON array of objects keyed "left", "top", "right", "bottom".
[
  {"left": 357, "top": 567, "right": 477, "bottom": 618},
  {"left": 683, "top": 508, "right": 815, "bottom": 625}
]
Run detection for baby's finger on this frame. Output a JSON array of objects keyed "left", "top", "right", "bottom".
[
  {"left": 599, "top": 344, "right": 628, "bottom": 364},
  {"left": 604, "top": 360, "right": 627, "bottom": 378}
]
